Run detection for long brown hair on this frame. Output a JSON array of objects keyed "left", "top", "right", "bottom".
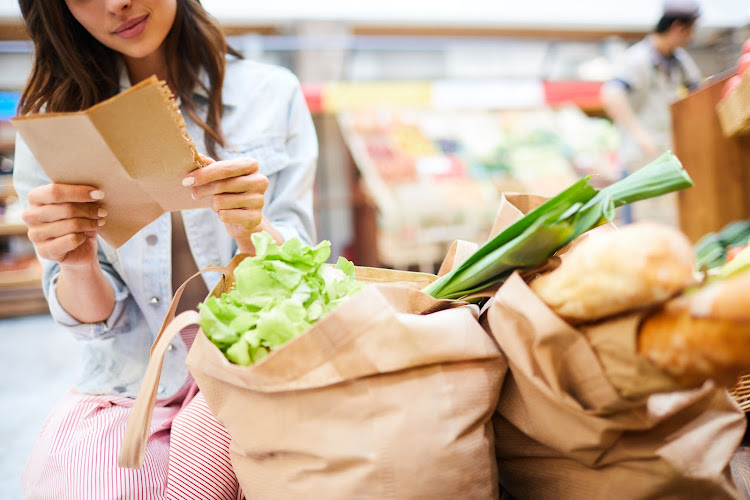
[{"left": 17, "top": 0, "right": 240, "bottom": 158}]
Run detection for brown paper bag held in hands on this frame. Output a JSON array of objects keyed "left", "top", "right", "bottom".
[
  {"left": 120, "top": 251, "right": 508, "bottom": 500},
  {"left": 11, "top": 76, "right": 209, "bottom": 248},
  {"left": 484, "top": 194, "right": 746, "bottom": 500}
]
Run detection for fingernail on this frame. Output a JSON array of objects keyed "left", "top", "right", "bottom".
[
  {"left": 98, "top": 218, "right": 107, "bottom": 226},
  {"left": 191, "top": 191, "right": 197, "bottom": 200},
  {"left": 90, "top": 190, "right": 105, "bottom": 200},
  {"left": 182, "top": 177, "right": 195, "bottom": 187},
  {"left": 97, "top": 208, "right": 108, "bottom": 217}
]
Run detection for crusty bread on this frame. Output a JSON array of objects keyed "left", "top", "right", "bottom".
[
  {"left": 638, "top": 270, "right": 750, "bottom": 387},
  {"left": 530, "top": 223, "right": 696, "bottom": 323}
]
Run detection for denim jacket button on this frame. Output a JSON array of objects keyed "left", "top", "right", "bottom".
[
  {"left": 167, "top": 344, "right": 174, "bottom": 351},
  {"left": 157, "top": 385, "right": 165, "bottom": 395},
  {"left": 146, "top": 234, "right": 158, "bottom": 246},
  {"left": 149, "top": 296, "right": 160, "bottom": 306}
]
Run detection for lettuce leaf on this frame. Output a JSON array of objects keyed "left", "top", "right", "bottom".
[{"left": 198, "top": 232, "right": 364, "bottom": 365}]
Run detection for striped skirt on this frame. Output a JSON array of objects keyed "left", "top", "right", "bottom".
[{"left": 22, "top": 327, "right": 242, "bottom": 500}]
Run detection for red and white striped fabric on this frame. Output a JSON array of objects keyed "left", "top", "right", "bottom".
[
  {"left": 22, "top": 326, "right": 242, "bottom": 500},
  {"left": 167, "top": 392, "right": 241, "bottom": 500}
]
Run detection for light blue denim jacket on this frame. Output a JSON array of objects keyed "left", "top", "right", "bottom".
[{"left": 13, "top": 57, "right": 318, "bottom": 399}]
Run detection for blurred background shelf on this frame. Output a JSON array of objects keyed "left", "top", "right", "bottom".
[
  {"left": 0, "top": 154, "right": 41, "bottom": 317},
  {"left": 0, "top": 254, "right": 46, "bottom": 318},
  {"left": 0, "top": 281, "right": 47, "bottom": 318}
]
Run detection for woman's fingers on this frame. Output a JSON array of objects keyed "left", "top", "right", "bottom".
[
  {"left": 179, "top": 157, "right": 269, "bottom": 237},
  {"left": 27, "top": 217, "right": 105, "bottom": 244},
  {"left": 217, "top": 208, "right": 263, "bottom": 230},
  {"left": 22, "top": 202, "right": 106, "bottom": 225},
  {"left": 184, "top": 157, "right": 258, "bottom": 189},
  {"left": 21, "top": 184, "right": 105, "bottom": 264},
  {"left": 35, "top": 233, "right": 90, "bottom": 262},
  {"left": 211, "top": 192, "right": 265, "bottom": 212},
  {"left": 27, "top": 183, "right": 104, "bottom": 206},
  {"left": 198, "top": 154, "right": 216, "bottom": 166},
  {"left": 191, "top": 172, "right": 268, "bottom": 201}
]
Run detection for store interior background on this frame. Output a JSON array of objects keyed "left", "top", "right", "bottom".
[{"left": 0, "top": 0, "right": 749, "bottom": 497}]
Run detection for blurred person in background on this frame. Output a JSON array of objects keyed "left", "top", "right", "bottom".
[
  {"left": 13, "top": 0, "right": 318, "bottom": 498},
  {"left": 601, "top": 0, "right": 702, "bottom": 226}
]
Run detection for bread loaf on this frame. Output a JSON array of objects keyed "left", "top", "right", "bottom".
[
  {"left": 530, "top": 223, "right": 697, "bottom": 323},
  {"left": 638, "top": 270, "right": 750, "bottom": 387}
]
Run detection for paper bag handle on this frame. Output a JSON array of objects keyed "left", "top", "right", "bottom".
[{"left": 118, "top": 265, "right": 227, "bottom": 469}]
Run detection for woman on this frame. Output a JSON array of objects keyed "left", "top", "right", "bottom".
[{"left": 13, "top": 0, "right": 318, "bottom": 498}]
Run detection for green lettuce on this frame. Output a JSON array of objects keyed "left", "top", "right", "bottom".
[{"left": 198, "top": 232, "right": 364, "bottom": 365}]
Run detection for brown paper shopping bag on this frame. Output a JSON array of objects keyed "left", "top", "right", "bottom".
[
  {"left": 484, "top": 193, "right": 746, "bottom": 500},
  {"left": 121, "top": 249, "right": 507, "bottom": 499}
]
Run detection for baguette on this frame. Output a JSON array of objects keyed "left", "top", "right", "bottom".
[
  {"left": 638, "top": 270, "right": 750, "bottom": 387},
  {"left": 530, "top": 223, "right": 696, "bottom": 323}
]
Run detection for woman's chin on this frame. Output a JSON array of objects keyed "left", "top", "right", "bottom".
[{"left": 118, "top": 44, "right": 163, "bottom": 63}]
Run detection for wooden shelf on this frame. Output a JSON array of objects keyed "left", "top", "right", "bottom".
[
  {"left": 0, "top": 280, "right": 48, "bottom": 318},
  {"left": 0, "top": 255, "right": 47, "bottom": 318},
  {"left": 0, "top": 174, "right": 44, "bottom": 318}
]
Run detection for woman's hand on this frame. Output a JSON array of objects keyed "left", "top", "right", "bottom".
[
  {"left": 184, "top": 155, "right": 281, "bottom": 253},
  {"left": 23, "top": 184, "right": 115, "bottom": 323},
  {"left": 22, "top": 183, "right": 107, "bottom": 267}
]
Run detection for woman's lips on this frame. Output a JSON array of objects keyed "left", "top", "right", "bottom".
[{"left": 114, "top": 14, "right": 148, "bottom": 40}]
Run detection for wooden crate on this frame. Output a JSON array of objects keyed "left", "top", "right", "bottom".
[
  {"left": 671, "top": 73, "right": 750, "bottom": 242},
  {"left": 716, "top": 71, "right": 750, "bottom": 138}
]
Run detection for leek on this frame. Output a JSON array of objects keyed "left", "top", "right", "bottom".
[
  {"left": 423, "top": 151, "right": 693, "bottom": 300},
  {"left": 694, "top": 220, "right": 750, "bottom": 271}
]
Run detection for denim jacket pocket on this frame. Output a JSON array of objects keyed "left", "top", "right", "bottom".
[{"left": 218, "top": 136, "right": 289, "bottom": 178}]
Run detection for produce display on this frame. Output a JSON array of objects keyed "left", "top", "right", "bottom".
[
  {"left": 694, "top": 219, "right": 750, "bottom": 270},
  {"left": 198, "top": 232, "right": 364, "bottom": 365},
  {"left": 717, "top": 242, "right": 750, "bottom": 279},
  {"left": 342, "top": 107, "right": 619, "bottom": 194},
  {"left": 338, "top": 107, "right": 620, "bottom": 270},
  {"left": 717, "top": 39, "right": 750, "bottom": 138},
  {"left": 721, "top": 39, "right": 750, "bottom": 100}
]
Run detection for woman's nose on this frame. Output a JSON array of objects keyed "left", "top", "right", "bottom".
[{"left": 105, "top": 0, "right": 132, "bottom": 14}]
